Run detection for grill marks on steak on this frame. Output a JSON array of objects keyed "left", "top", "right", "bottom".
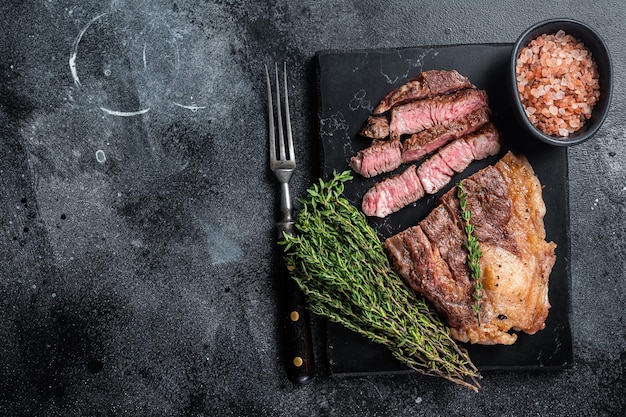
[
  {"left": 373, "top": 69, "right": 474, "bottom": 115},
  {"left": 385, "top": 213, "right": 472, "bottom": 329},
  {"left": 384, "top": 152, "right": 556, "bottom": 345},
  {"left": 445, "top": 162, "right": 516, "bottom": 253},
  {"left": 361, "top": 123, "right": 500, "bottom": 218}
]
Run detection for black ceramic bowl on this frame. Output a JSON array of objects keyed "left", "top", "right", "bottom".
[{"left": 509, "top": 19, "right": 612, "bottom": 146}]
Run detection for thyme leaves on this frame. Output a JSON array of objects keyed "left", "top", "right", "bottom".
[{"left": 457, "top": 181, "right": 484, "bottom": 325}]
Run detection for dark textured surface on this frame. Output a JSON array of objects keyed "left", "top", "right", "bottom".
[{"left": 0, "top": 1, "right": 624, "bottom": 416}]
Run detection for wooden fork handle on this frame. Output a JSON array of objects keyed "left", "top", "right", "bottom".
[{"left": 277, "top": 222, "right": 315, "bottom": 385}]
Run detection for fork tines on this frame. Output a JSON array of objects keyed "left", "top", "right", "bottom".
[{"left": 266, "top": 63, "right": 296, "bottom": 171}]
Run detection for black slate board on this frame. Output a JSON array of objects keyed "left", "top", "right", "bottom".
[{"left": 316, "top": 44, "right": 573, "bottom": 374}]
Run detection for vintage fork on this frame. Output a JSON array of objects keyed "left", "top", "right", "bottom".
[{"left": 265, "top": 63, "right": 314, "bottom": 384}]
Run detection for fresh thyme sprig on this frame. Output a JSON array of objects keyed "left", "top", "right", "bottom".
[
  {"left": 457, "top": 181, "right": 484, "bottom": 325},
  {"left": 280, "top": 171, "right": 481, "bottom": 392}
]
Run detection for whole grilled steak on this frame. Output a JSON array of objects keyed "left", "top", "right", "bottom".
[{"left": 384, "top": 152, "right": 555, "bottom": 345}]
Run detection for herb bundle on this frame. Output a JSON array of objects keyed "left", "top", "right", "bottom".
[{"left": 280, "top": 171, "right": 481, "bottom": 391}]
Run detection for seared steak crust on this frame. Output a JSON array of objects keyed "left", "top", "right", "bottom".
[
  {"left": 441, "top": 159, "right": 515, "bottom": 255},
  {"left": 384, "top": 224, "right": 472, "bottom": 328},
  {"left": 420, "top": 206, "right": 471, "bottom": 292},
  {"left": 384, "top": 152, "right": 556, "bottom": 345},
  {"left": 373, "top": 69, "right": 474, "bottom": 115},
  {"left": 359, "top": 115, "right": 390, "bottom": 139}
]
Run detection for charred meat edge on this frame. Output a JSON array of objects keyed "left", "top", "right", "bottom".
[
  {"left": 384, "top": 152, "right": 555, "bottom": 345},
  {"left": 373, "top": 69, "right": 474, "bottom": 115}
]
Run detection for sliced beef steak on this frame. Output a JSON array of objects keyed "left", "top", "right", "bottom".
[
  {"left": 361, "top": 124, "right": 500, "bottom": 217},
  {"left": 389, "top": 89, "right": 488, "bottom": 139},
  {"left": 401, "top": 106, "right": 491, "bottom": 164},
  {"left": 437, "top": 137, "right": 475, "bottom": 173},
  {"left": 361, "top": 166, "right": 425, "bottom": 218},
  {"left": 417, "top": 153, "right": 454, "bottom": 195},
  {"left": 359, "top": 115, "right": 390, "bottom": 139},
  {"left": 349, "top": 138, "right": 402, "bottom": 178},
  {"left": 352, "top": 107, "right": 491, "bottom": 178},
  {"left": 418, "top": 122, "right": 500, "bottom": 194},
  {"left": 373, "top": 70, "right": 474, "bottom": 115},
  {"left": 384, "top": 152, "right": 556, "bottom": 345}
]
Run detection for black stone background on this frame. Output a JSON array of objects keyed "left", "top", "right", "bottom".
[{"left": 0, "top": 1, "right": 624, "bottom": 416}]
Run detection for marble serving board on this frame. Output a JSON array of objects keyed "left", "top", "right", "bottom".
[{"left": 316, "top": 44, "right": 573, "bottom": 374}]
